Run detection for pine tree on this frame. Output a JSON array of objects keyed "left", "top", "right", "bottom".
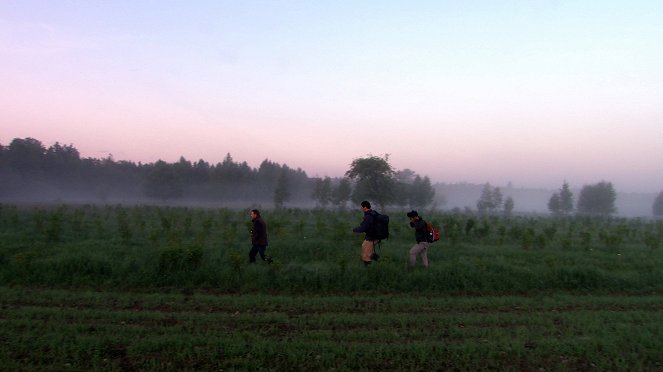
[
  {"left": 548, "top": 193, "right": 561, "bottom": 215},
  {"left": 559, "top": 181, "right": 574, "bottom": 215}
]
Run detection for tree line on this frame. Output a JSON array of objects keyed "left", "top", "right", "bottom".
[
  {"left": 3, "top": 137, "right": 661, "bottom": 216},
  {"left": 475, "top": 180, "right": 648, "bottom": 217},
  {"left": 0, "top": 138, "right": 436, "bottom": 209}
]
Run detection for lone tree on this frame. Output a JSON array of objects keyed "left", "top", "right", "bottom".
[
  {"left": 653, "top": 190, "right": 663, "bottom": 217},
  {"left": 576, "top": 181, "right": 616, "bottom": 216},
  {"left": 345, "top": 154, "right": 396, "bottom": 211}
]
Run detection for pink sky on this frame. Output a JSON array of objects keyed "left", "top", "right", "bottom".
[{"left": 2, "top": 1, "right": 663, "bottom": 193}]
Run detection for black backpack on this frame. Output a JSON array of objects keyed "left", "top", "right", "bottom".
[{"left": 370, "top": 210, "right": 390, "bottom": 240}]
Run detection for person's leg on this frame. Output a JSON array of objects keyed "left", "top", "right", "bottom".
[
  {"left": 249, "top": 245, "right": 259, "bottom": 263},
  {"left": 257, "top": 245, "right": 267, "bottom": 261},
  {"left": 370, "top": 241, "right": 380, "bottom": 261},
  {"left": 410, "top": 242, "right": 428, "bottom": 267},
  {"left": 409, "top": 242, "right": 423, "bottom": 267},
  {"left": 361, "top": 240, "right": 373, "bottom": 265},
  {"left": 420, "top": 242, "right": 430, "bottom": 267},
  {"left": 263, "top": 246, "right": 273, "bottom": 263}
]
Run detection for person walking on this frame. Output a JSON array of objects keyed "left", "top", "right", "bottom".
[
  {"left": 352, "top": 200, "right": 379, "bottom": 266},
  {"left": 407, "top": 210, "right": 429, "bottom": 268},
  {"left": 249, "top": 209, "right": 272, "bottom": 263}
]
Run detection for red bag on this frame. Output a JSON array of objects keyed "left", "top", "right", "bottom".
[{"left": 425, "top": 221, "right": 440, "bottom": 243}]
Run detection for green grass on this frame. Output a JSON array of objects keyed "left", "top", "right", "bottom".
[
  {"left": 1, "top": 204, "right": 662, "bottom": 293},
  {"left": 1, "top": 287, "right": 662, "bottom": 370},
  {"left": 1, "top": 204, "right": 663, "bottom": 369}
]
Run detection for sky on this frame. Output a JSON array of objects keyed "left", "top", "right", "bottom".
[{"left": 2, "top": 1, "right": 662, "bottom": 193}]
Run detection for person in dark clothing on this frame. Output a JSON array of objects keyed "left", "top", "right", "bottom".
[
  {"left": 352, "top": 200, "right": 379, "bottom": 266},
  {"left": 249, "top": 209, "right": 272, "bottom": 263},
  {"left": 407, "top": 210, "right": 429, "bottom": 268}
]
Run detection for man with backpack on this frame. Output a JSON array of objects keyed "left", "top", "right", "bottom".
[
  {"left": 352, "top": 200, "right": 385, "bottom": 266},
  {"left": 406, "top": 210, "right": 430, "bottom": 268}
]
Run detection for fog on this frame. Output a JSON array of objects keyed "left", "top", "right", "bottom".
[
  {"left": 1, "top": 171, "right": 658, "bottom": 218},
  {"left": 436, "top": 183, "right": 657, "bottom": 218}
]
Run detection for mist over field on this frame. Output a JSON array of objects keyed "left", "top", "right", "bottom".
[
  {"left": 437, "top": 183, "right": 657, "bottom": 218},
  {"left": 0, "top": 152, "right": 658, "bottom": 218}
]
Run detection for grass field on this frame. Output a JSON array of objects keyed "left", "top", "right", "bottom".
[
  {"left": 1, "top": 203, "right": 662, "bottom": 370},
  {"left": 2, "top": 287, "right": 662, "bottom": 370}
]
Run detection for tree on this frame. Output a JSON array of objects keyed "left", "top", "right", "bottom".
[
  {"left": 273, "top": 167, "right": 291, "bottom": 209},
  {"left": 257, "top": 159, "right": 281, "bottom": 191},
  {"left": 477, "top": 183, "right": 492, "bottom": 214},
  {"left": 394, "top": 169, "right": 416, "bottom": 184},
  {"left": 392, "top": 169, "right": 415, "bottom": 207},
  {"left": 409, "top": 175, "right": 436, "bottom": 209},
  {"left": 173, "top": 156, "right": 193, "bottom": 189},
  {"left": 345, "top": 155, "right": 396, "bottom": 210},
  {"left": 215, "top": 153, "right": 253, "bottom": 184},
  {"left": 143, "top": 160, "right": 183, "bottom": 201},
  {"left": 549, "top": 181, "right": 574, "bottom": 216},
  {"left": 331, "top": 177, "right": 352, "bottom": 209},
  {"left": 311, "top": 176, "right": 332, "bottom": 207},
  {"left": 653, "top": 190, "right": 663, "bottom": 217},
  {"left": 477, "top": 183, "right": 503, "bottom": 215},
  {"left": 559, "top": 181, "right": 574, "bottom": 215},
  {"left": 7, "top": 137, "right": 45, "bottom": 174},
  {"left": 390, "top": 169, "right": 437, "bottom": 209},
  {"left": 45, "top": 142, "right": 80, "bottom": 167},
  {"left": 503, "top": 196, "right": 515, "bottom": 217},
  {"left": 548, "top": 193, "right": 561, "bottom": 215},
  {"left": 493, "top": 187, "right": 503, "bottom": 211},
  {"left": 191, "top": 159, "right": 210, "bottom": 184},
  {"left": 576, "top": 181, "right": 616, "bottom": 216}
]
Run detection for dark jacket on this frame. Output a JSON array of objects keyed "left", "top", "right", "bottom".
[
  {"left": 410, "top": 218, "right": 428, "bottom": 243},
  {"left": 353, "top": 210, "right": 376, "bottom": 241},
  {"left": 251, "top": 217, "right": 268, "bottom": 246}
]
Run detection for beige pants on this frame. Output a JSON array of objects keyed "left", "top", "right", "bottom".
[
  {"left": 361, "top": 240, "right": 376, "bottom": 262},
  {"left": 409, "top": 241, "right": 430, "bottom": 267}
]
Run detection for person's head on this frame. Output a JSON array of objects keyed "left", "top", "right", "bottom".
[
  {"left": 250, "top": 209, "right": 260, "bottom": 220},
  {"left": 407, "top": 210, "right": 419, "bottom": 221},
  {"left": 360, "top": 200, "right": 371, "bottom": 212}
]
